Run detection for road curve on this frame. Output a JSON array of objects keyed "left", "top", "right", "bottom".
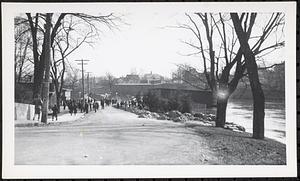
[{"left": 15, "top": 106, "right": 220, "bottom": 165}]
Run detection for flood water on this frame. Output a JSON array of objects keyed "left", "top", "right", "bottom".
[{"left": 226, "top": 99, "right": 285, "bottom": 144}]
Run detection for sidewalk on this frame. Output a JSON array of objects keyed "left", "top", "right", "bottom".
[{"left": 15, "top": 109, "right": 86, "bottom": 127}]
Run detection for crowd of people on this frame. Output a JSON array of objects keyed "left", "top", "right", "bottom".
[
  {"left": 32, "top": 95, "right": 142, "bottom": 122},
  {"left": 63, "top": 97, "right": 117, "bottom": 116},
  {"left": 115, "top": 98, "right": 144, "bottom": 110},
  {"left": 63, "top": 98, "right": 98, "bottom": 115}
]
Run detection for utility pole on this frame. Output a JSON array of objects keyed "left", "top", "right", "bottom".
[
  {"left": 41, "top": 13, "right": 53, "bottom": 124},
  {"left": 93, "top": 76, "right": 96, "bottom": 94},
  {"left": 86, "top": 72, "right": 92, "bottom": 97},
  {"left": 75, "top": 59, "right": 90, "bottom": 101}
]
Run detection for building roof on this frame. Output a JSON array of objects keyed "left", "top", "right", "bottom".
[
  {"left": 116, "top": 83, "right": 156, "bottom": 86},
  {"left": 125, "top": 74, "right": 139, "bottom": 79},
  {"left": 152, "top": 83, "right": 207, "bottom": 92},
  {"left": 143, "top": 73, "right": 163, "bottom": 80}
]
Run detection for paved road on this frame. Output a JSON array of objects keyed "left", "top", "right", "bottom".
[{"left": 15, "top": 107, "right": 218, "bottom": 165}]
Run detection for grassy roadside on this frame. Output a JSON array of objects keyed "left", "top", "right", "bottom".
[{"left": 185, "top": 123, "right": 286, "bottom": 165}]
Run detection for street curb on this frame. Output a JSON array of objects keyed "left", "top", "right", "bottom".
[
  {"left": 15, "top": 122, "right": 40, "bottom": 127},
  {"left": 15, "top": 114, "right": 86, "bottom": 128}
]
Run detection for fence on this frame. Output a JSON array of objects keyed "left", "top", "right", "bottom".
[{"left": 15, "top": 103, "right": 35, "bottom": 120}]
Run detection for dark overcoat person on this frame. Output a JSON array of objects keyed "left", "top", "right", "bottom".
[
  {"left": 33, "top": 97, "right": 43, "bottom": 121},
  {"left": 85, "top": 102, "right": 89, "bottom": 113},
  {"left": 51, "top": 104, "right": 58, "bottom": 121}
]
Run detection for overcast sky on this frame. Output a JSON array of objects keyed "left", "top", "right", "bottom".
[{"left": 67, "top": 11, "right": 285, "bottom": 78}]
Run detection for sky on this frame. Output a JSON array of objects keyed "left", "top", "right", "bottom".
[
  {"left": 67, "top": 11, "right": 198, "bottom": 78},
  {"left": 67, "top": 11, "right": 285, "bottom": 78}
]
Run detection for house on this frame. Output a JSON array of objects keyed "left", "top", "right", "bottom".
[
  {"left": 141, "top": 72, "right": 164, "bottom": 84},
  {"left": 61, "top": 88, "right": 72, "bottom": 101},
  {"left": 124, "top": 74, "right": 140, "bottom": 83}
]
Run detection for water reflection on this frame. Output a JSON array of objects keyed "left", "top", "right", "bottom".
[{"left": 226, "top": 99, "right": 285, "bottom": 144}]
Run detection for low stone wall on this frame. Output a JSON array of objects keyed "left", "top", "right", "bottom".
[{"left": 15, "top": 103, "right": 35, "bottom": 120}]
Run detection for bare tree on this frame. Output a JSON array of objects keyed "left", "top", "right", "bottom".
[
  {"left": 230, "top": 12, "right": 284, "bottom": 139},
  {"left": 17, "top": 12, "right": 122, "bottom": 123},
  {"left": 50, "top": 16, "right": 94, "bottom": 112},
  {"left": 65, "top": 66, "right": 80, "bottom": 91},
  {"left": 105, "top": 72, "right": 116, "bottom": 93},
  {"left": 14, "top": 17, "right": 33, "bottom": 82},
  {"left": 24, "top": 13, "right": 121, "bottom": 100},
  {"left": 172, "top": 63, "right": 208, "bottom": 90},
  {"left": 177, "top": 12, "right": 284, "bottom": 129},
  {"left": 176, "top": 13, "right": 245, "bottom": 127}
]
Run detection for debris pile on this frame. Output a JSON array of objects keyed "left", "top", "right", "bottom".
[{"left": 115, "top": 106, "right": 245, "bottom": 133}]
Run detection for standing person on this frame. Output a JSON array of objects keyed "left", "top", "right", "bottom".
[
  {"left": 80, "top": 100, "right": 83, "bottom": 113},
  {"left": 84, "top": 101, "right": 89, "bottom": 113},
  {"left": 124, "top": 101, "right": 128, "bottom": 111},
  {"left": 33, "top": 96, "right": 43, "bottom": 121},
  {"left": 93, "top": 101, "right": 97, "bottom": 112},
  {"left": 51, "top": 104, "right": 58, "bottom": 121},
  {"left": 68, "top": 100, "right": 73, "bottom": 116},
  {"left": 77, "top": 101, "right": 81, "bottom": 114},
  {"left": 63, "top": 101, "right": 66, "bottom": 110},
  {"left": 138, "top": 103, "right": 143, "bottom": 110},
  {"left": 101, "top": 99, "right": 105, "bottom": 109},
  {"left": 89, "top": 99, "right": 92, "bottom": 110},
  {"left": 73, "top": 102, "right": 77, "bottom": 115},
  {"left": 96, "top": 101, "right": 99, "bottom": 110}
]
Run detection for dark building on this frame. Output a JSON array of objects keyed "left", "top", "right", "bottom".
[
  {"left": 94, "top": 82, "right": 213, "bottom": 112},
  {"left": 150, "top": 83, "right": 213, "bottom": 111},
  {"left": 15, "top": 81, "right": 67, "bottom": 107}
]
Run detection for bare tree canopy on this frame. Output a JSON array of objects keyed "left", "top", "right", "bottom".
[
  {"left": 20, "top": 12, "right": 123, "bottom": 100},
  {"left": 105, "top": 72, "right": 117, "bottom": 93},
  {"left": 175, "top": 12, "right": 284, "bottom": 131}
]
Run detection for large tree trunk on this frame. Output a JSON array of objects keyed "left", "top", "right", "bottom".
[
  {"left": 41, "top": 13, "right": 53, "bottom": 124},
  {"left": 17, "top": 44, "right": 23, "bottom": 82},
  {"left": 56, "top": 94, "right": 61, "bottom": 113},
  {"left": 215, "top": 67, "right": 230, "bottom": 127},
  {"left": 58, "top": 59, "right": 66, "bottom": 113},
  {"left": 216, "top": 97, "right": 228, "bottom": 127},
  {"left": 14, "top": 42, "right": 18, "bottom": 82},
  {"left": 33, "top": 60, "right": 43, "bottom": 98},
  {"left": 251, "top": 79, "right": 265, "bottom": 139},
  {"left": 26, "top": 13, "right": 42, "bottom": 99},
  {"left": 53, "top": 79, "right": 60, "bottom": 113},
  {"left": 231, "top": 13, "right": 265, "bottom": 139}
]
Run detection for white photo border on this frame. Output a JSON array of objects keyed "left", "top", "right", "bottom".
[{"left": 2, "top": 2, "right": 297, "bottom": 178}]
